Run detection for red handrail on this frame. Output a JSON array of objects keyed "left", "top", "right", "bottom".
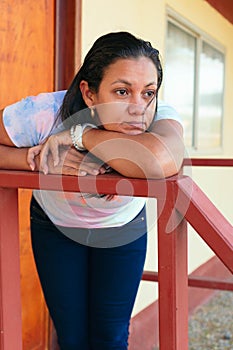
[
  {"left": 143, "top": 157, "right": 233, "bottom": 290},
  {"left": 176, "top": 176, "right": 233, "bottom": 272},
  {"left": 0, "top": 162, "right": 232, "bottom": 350},
  {"left": 183, "top": 158, "right": 233, "bottom": 167}
]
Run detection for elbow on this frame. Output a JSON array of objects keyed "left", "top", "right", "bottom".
[
  {"left": 145, "top": 159, "right": 182, "bottom": 179},
  {"left": 113, "top": 158, "right": 183, "bottom": 180},
  {"left": 144, "top": 148, "right": 184, "bottom": 179}
]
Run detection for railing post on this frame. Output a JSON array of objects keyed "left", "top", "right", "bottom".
[
  {"left": 157, "top": 181, "right": 188, "bottom": 350},
  {"left": 0, "top": 188, "right": 22, "bottom": 350}
]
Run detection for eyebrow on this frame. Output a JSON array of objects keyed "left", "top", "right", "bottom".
[{"left": 111, "top": 79, "right": 157, "bottom": 87}]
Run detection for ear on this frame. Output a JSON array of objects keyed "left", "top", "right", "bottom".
[{"left": 79, "top": 80, "right": 96, "bottom": 107}]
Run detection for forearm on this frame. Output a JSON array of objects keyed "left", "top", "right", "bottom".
[
  {"left": 83, "top": 130, "right": 145, "bottom": 178},
  {"left": 82, "top": 129, "right": 168, "bottom": 178},
  {"left": 0, "top": 145, "right": 33, "bottom": 171},
  {"left": 82, "top": 121, "right": 184, "bottom": 179}
]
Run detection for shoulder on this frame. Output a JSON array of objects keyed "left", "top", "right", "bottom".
[
  {"left": 2, "top": 90, "right": 67, "bottom": 146},
  {"left": 3, "top": 90, "right": 67, "bottom": 128},
  {"left": 156, "top": 100, "right": 182, "bottom": 124},
  {"left": 4, "top": 90, "right": 67, "bottom": 115},
  {"left": 15, "top": 90, "right": 67, "bottom": 112}
]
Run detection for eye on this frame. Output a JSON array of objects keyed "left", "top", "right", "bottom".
[
  {"left": 144, "top": 90, "right": 156, "bottom": 99},
  {"left": 115, "top": 89, "right": 128, "bottom": 96}
]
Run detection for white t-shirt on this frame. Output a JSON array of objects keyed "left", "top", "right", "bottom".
[{"left": 3, "top": 91, "right": 182, "bottom": 228}]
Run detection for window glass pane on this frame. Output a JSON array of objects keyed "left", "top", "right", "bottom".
[
  {"left": 198, "top": 42, "right": 224, "bottom": 149},
  {"left": 164, "top": 22, "right": 196, "bottom": 147}
]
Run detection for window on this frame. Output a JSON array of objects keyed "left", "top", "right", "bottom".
[{"left": 164, "top": 18, "right": 225, "bottom": 151}]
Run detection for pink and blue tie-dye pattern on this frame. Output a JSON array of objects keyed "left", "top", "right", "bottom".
[
  {"left": 3, "top": 90, "right": 66, "bottom": 147},
  {"left": 2, "top": 92, "right": 181, "bottom": 228}
]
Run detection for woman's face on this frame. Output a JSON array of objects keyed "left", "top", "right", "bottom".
[{"left": 91, "top": 57, "right": 158, "bottom": 135}]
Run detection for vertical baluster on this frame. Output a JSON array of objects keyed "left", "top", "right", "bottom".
[
  {"left": 0, "top": 188, "right": 22, "bottom": 350},
  {"left": 157, "top": 181, "right": 188, "bottom": 350}
]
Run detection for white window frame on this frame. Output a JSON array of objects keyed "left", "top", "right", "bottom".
[{"left": 164, "top": 8, "right": 226, "bottom": 155}]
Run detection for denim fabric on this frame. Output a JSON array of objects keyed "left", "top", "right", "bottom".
[{"left": 30, "top": 196, "right": 147, "bottom": 350}]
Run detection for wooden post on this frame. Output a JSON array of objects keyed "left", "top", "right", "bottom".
[
  {"left": 157, "top": 182, "right": 188, "bottom": 350},
  {"left": 0, "top": 188, "right": 22, "bottom": 350}
]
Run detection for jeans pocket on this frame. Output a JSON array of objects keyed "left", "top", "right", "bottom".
[
  {"left": 130, "top": 215, "right": 146, "bottom": 225},
  {"left": 128, "top": 206, "right": 147, "bottom": 228}
]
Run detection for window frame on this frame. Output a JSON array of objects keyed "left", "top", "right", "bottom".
[{"left": 164, "top": 7, "right": 226, "bottom": 155}]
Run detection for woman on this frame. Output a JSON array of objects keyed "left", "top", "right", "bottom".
[{"left": 0, "top": 32, "right": 184, "bottom": 349}]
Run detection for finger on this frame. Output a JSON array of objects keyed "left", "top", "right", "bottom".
[
  {"left": 99, "top": 166, "right": 109, "bottom": 174},
  {"left": 48, "top": 131, "right": 72, "bottom": 166},
  {"left": 65, "top": 150, "right": 108, "bottom": 175},
  {"left": 40, "top": 143, "right": 50, "bottom": 174},
  {"left": 27, "top": 154, "right": 35, "bottom": 171},
  {"left": 27, "top": 145, "right": 42, "bottom": 171},
  {"left": 62, "top": 155, "right": 100, "bottom": 175},
  {"left": 73, "top": 162, "right": 101, "bottom": 175},
  {"left": 68, "top": 163, "right": 99, "bottom": 175},
  {"left": 49, "top": 137, "right": 61, "bottom": 167},
  {"left": 59, "top": 166, "right": 87, "bottom": 177},
  {"left": 81, "top": 163, "right": 109, "bottom": 175},
  {"left": 78, "top": 169, "right": 87, "bottom": 176},
  {"left": 40, "top": 137, "right": 60, "bottom": 173}
]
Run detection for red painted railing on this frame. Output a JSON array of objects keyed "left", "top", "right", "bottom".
[
  {"left": 143, "top": 157, "right": 233, "bottom": 292},
  {"left": 0, "top": 159, "right": 232, "bottom": 350}
]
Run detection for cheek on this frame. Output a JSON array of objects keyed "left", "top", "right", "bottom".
[
  {"left": 145, "top": 99, "right": 157, "bottom": 125},
  {"left": 144, "top": 104, "right": 156, "bottom": 125},
  {"left": 96, "top": 102, "right": 128, "bottom": 126}
]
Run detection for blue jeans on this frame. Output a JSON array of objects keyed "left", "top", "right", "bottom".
[{"left": 30, "top": 196, "right": 147, "bottom": 350}]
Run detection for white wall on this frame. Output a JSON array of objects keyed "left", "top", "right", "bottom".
[{"left": 81, "top": 0, "right": 233, "bottom": 315}]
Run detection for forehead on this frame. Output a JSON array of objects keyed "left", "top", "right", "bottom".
[{"left": 102, "top": 57, "right": 158, "bottom": 84}]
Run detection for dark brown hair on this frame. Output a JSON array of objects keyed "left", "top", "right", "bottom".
[{"left": 59, "top": 31, "right": 163, "bottom": 125}]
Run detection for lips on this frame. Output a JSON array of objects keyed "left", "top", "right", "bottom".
[{"left": 125, "top": 122, "right": 145, "bottom": 130}]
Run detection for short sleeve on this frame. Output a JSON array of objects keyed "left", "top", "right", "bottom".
[
  {"left": 2, "top": 90, "right": 66, "bottom": 147},
  {"left": 156, "top": 100, "right": 183, "bottom": 125}
]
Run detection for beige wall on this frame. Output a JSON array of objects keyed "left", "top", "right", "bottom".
[
  {"left": 81, "top": 0, "right": 233, "bottom": 315},
  {"left": 81, "top": 0, "right": 166, "bottom": 58}
]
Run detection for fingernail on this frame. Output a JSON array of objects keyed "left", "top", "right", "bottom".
[
  {"left": 92, "top": 170, "right": 99, "bottom": 175},
  {"left": 30, "top": 165, "right": 35, "bottom": 171}
]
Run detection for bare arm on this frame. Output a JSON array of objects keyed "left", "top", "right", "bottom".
[
  {"left": 0, "top": 108, "right": 109, "bottom": 175},
  {"left": 40, "top": 119, "right": 184, "bottom": 179},
  {"left": 82, "top": 119, "right": 184, "bottom": 179},
  {"left": 0, "top": 109, "right": 33, "bottom": 170},
  {"left": 0, "top": 144, "right": 34, "bottom": 170}
]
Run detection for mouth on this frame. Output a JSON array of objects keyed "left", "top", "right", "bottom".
[{"left": 124, "top": 122, "right": 146, "bottom": 130}]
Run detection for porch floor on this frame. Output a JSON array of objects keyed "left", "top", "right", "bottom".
[
  {"left": 189, "top": 290, "right": 233, "bottom": 350},
  {"left": 154, "top": 290, "right": 233, "bottom": 350}
]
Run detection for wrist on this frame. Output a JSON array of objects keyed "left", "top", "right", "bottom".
[{"left": 70, "top": 123, "right": 97, "bottom": 151}]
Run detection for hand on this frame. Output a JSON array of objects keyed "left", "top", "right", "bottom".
[
  {"left": 39, "top": 130, "right": 72, "bottom": 174},
  {"left": 27, "top": 144, "right": 43, "bottom": 171},
  {"left": 52, "top": 146, "right": 110, "bottom": 176},
  {"left": 47, "top": 148, "right": 115, "bottom": 199},
  {"left": 38, "top": 145, "right": 108, "bottom": 176}
]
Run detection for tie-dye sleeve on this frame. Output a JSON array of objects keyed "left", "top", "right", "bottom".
[{"left": 2, "top": 90, "right": 66, "bottom": 147}]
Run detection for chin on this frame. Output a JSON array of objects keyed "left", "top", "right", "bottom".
[{"left": 122, "top": 129, "right": 144, "bottom": 135}]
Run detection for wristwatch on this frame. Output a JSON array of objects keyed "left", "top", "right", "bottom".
[{"left": 70, "top": 123, "right": 97, "bottom": 151}]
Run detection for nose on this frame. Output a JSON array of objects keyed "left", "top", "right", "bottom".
[{"left": 127, "top": 97, "right": 145, "bottom": 116}]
